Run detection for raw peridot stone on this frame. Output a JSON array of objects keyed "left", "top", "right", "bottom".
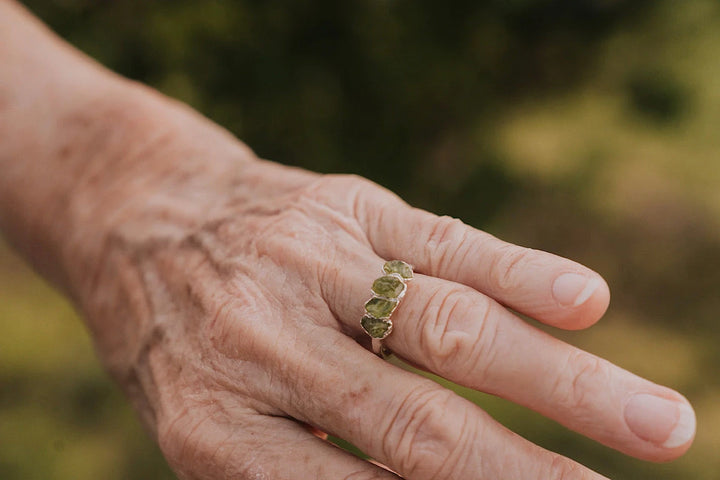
[
  {"left": 364, "top": 297, "right": 398, "bottom": 318},
  {"left": 372, "top": 275, "right": 406, "bottom": 298},
  {"left": 361, "top": 315, "right": 392, "bottom": 339},
  {"left": 383, "top": 260, "right": 413, "bottom": 280}
]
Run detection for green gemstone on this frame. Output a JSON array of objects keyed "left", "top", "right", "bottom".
[
  {"left": 372, "top": 275, "right": 406, "bottom": 298},
  {"left": 361, "top": 315, "right": 392, "bottom": 339},
  {"left": 364, "top": 297, "right": 398, "bottom": 318},
  {"left": 383, "top": 260, "right": 413, "bottom": 280}
]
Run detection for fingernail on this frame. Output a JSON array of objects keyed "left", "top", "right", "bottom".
[
  {"left": 624, "top": 393, "right": 696, "bottom": 448},
  {"left": 552, "top": 274, "right": 600, "bottom": 307}
]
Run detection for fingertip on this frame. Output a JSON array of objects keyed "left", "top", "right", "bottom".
[
  {"left": 549, "top": 273, "right": 611, "bottom": 330},
  {"left": 624, "top": 392, "right": 696, "bottom": 462},
  {"left": 663, "top": 401, "right": 696, "bottom": 451}
]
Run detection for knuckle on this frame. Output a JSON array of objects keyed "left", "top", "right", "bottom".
[
  {"left": 417, "top": 285, "right": 472, "bottom": 363},
  {"left": 487, "top": 244, "right": 533, "bottom": 292},
  {"left": 425, "top": 216, "right": 473, "bottom": 275},
  {"left": 298, "top": 173, "right": 378, "bottom": 207},
  {"left": 313, "top": 173, "right": 400, "bottom": 234},
  {"left": 417, "top": 285, "right": 498, "bottom": 379},
  {"left": 380, "top": 384, "right": 470, "bottom": 478},
  {"left": 332, "top": 172, "right": 379, "bottom": 191},
  {"left": 322, "top": 172, "right": 373, "bottom": 188},
  {"left": 427, "top": 216, "right": 466, "bottom": 247},
  {"left": 255, "top": 210, "right": 315, "bottom": 254},
  {"left": 554, "top": 352, "right": 610, "bottom": 413},
  {"left": 460, "top": 300, "right": 500, "bottom": 380}
]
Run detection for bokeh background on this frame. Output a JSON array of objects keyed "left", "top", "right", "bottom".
[{"left": 1, "top": 0, "right": 719, "bottom": 478}]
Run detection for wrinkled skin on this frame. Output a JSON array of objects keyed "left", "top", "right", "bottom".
[
  {"left": 0, "top": 2, "right": 695, "bottom": 479},
  {"left": 46, "top": 89, "right": 690, "bottom": 480}
]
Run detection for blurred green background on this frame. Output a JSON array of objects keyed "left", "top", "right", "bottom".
[{"left": 2, "top": 0, "right": 719, "bottom": 478}]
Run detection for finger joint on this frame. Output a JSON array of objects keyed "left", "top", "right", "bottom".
[
  {"left": 553, "top": 351, "right": 611, "bottom": 416},
  {"left": 487, "top": 244, "right": 533, "bottom": 293},
  {"left": 417, "top": 285, "right": 499, "bottom": 381},
  {"left": 425, "top": 216, "right": 474, "bottom": 277},
  {"left": 379, "top": 384, "right": 470, "bottom": 478}
]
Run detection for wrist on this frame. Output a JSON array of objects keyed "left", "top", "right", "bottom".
[
  {"left": 59, "top": 83, "right": 258, "bottom": 297},
  {"left": 2, "top": 73, "right": 258, "bottom": 297}
]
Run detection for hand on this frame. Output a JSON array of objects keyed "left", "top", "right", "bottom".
[{"left": 65, "top": 90, "right": 695, "bottom": 480}]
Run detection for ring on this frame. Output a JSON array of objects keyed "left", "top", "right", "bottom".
[{"left": 361, "top": 260, "right": 414, "bottom": 357}]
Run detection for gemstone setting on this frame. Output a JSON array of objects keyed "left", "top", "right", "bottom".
[
  {"left": 372, "top": 274, "right": 406, "bottom": 299},
  {"left": 361, "top": 315, "right": 393, "bottom": 339},
  {"left": 361, "top": 260, "right": 414, "bottom": 352},
  {"left": 364, "top": 297, "right": 398, "bottom": 318},
  {"left": 383, "top": 260, "right": 414, "bottom": 280}
]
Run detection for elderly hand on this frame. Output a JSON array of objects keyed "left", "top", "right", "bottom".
[
  {"left": 0, "top": 2, "right": 694, "bottom": 479},
  {"left": 55, "top": 94, "right": 689, "bottom": 480}
]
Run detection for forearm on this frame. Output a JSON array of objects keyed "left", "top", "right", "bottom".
[
  {"left": 0, "top": 0, "right": 116, "bottom": 278},
  {"left": 0, "top": 1, "right": 255, "bottom": 298}
]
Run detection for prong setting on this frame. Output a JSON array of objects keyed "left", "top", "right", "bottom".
[{"left": 361, "top": 260, "right": 413, "bottom": 354}]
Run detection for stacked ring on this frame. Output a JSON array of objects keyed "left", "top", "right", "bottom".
[{"left": 361, "top": 260, "right": 414, "bottom": 357}]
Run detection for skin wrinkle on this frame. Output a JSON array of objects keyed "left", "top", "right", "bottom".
[
  {"left": 62, "top": 110, "right": 180, "bottom": 233},
  {"left": 457, "top": 407, "right": 485, "bottom": 480},
  {"left": 123, "top": 325, "right": 166, "bottom": 435},
  {"left": 299, "top": 175, "right": 377, "bottom": 246},
  {"left": 158, "top": 402, "right": 193, "bottom": 457},
  {"left": 76, "top": 220, "right": 185, "bottom": 311},
  {"left": 564, "top": 352, "right": 613, "bottom": 423},
  {"left": 107, "top": 247, "right": 154, "bottom": 358},
  {"left": 425, "top": 216, "right": 466, "bottom": 276},
  {"left": 300, "top": 194, "right": 370, "bottom": 247},
  {"left": 276, "top": 337, "right": 370, "bottom": 437},
  {"left": 183, "top": 227, "right": 242, "bottom": 280},
  {"left": 489, "top": 243, "right": 531, "bottom": 293},
  {"left": 221, "top": 437, "right": 267, "bottom": 480},
  {"left": 173, "top": 413, "right": 218, "bottom": 473},
  {"left": 382, "top": 386, "right": 459, "bottom": 478},
  {"left": 432, "top": 403, "right": 476, "bottom": 479},
  {"left": 152, "top": 257, "right": 276, "bottom": 412},
  {"left": 463, "top": 302, "right": 501, "bottom": 384},
  {"left": 116, "top": 206, "right": 342, "bottom": 420},
  {"left": 245, "top": 212, "right": 333, "bottom": 320},
  {"left": 425, "top": 286, "right": 471, "bottom": 369},
  {"left": 447, "top": 227, "right": 478, "bottom": 281},
  {"left": 349, "top": 176, "right": 372, "bottom": 232},
  {"left": 315, "top": 243, "right": 377, "bottom": 337},
  {"left": 412, "top": 283, "right": 468, "bottom": 365},
  {"left": 203, "top": 301, "right": 288, "bottom": 401},
  {"left": 207, "top": 276, "right": 316, "bottom": 414}
]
